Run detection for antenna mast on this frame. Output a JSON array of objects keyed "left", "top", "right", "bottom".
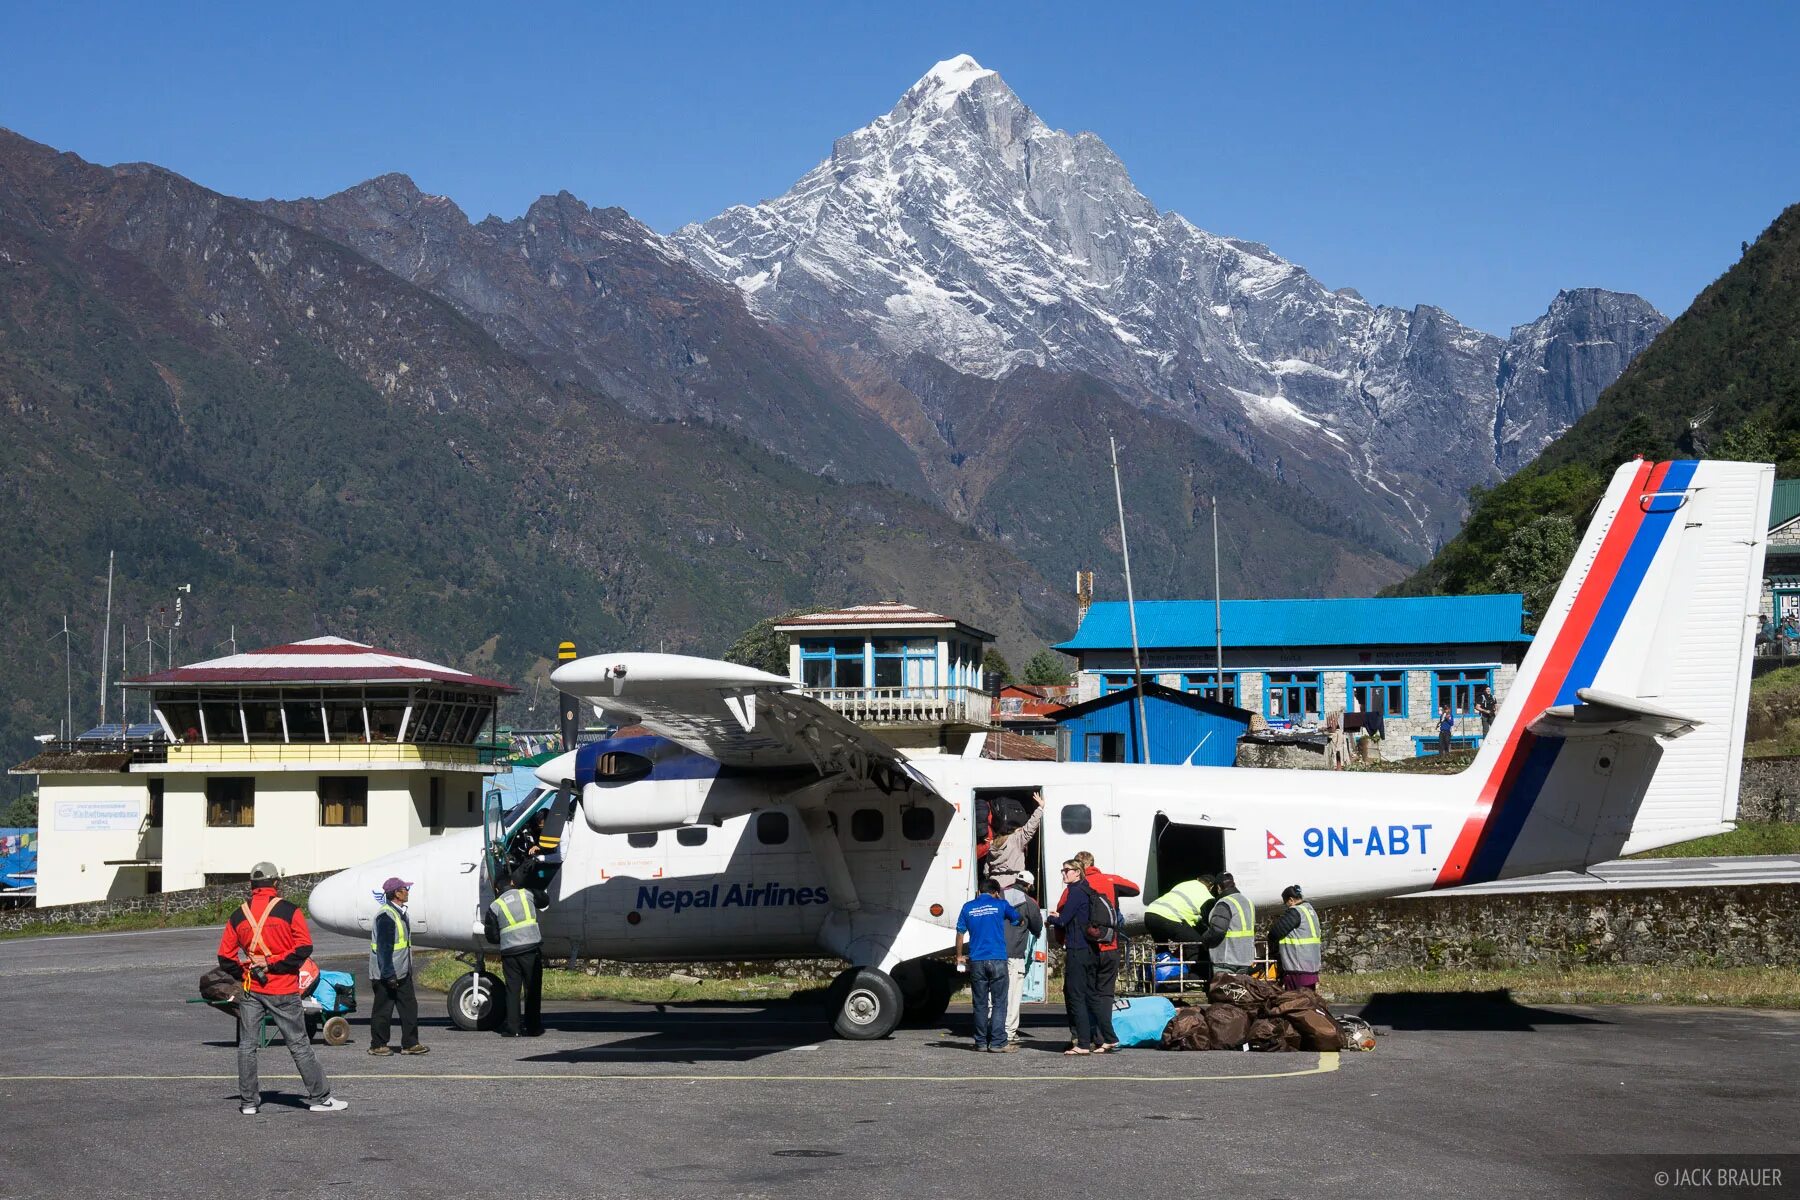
[
  {"left": 1213, "top": 496, "right": 1224, "bottom": 685},
  {"left": 1109, "top": 436, "right": 1151, "bottom": 765},
  {"left": 99, "top": 551, "right": 114, "bottom": 726}
]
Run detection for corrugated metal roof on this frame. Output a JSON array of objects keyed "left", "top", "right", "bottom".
[
  {"left": 1057, "top": 594, "right": 1531, "bottom": 652},
  {"left": 774, "top": 603, "right": 994, "bottom": 640},
  {"left": 1770, "top": 479, "right": 1800, "bottom": 531},
  {"left": 125, "top": 636, "right": 515, "bottom": 692}
]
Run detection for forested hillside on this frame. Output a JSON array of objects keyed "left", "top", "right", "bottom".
[{"left": 1399, "top": 204, "right": 1800, "bottom": 604}]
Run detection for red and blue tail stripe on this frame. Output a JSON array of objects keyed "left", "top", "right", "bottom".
[{"left": 1435, "top": 460, "right": 1699, "bottom": 887}]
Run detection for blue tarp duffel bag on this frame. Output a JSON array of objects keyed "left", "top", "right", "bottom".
[{"left": 1111, "top": 995, "right": 1178, "bottom": 1047}]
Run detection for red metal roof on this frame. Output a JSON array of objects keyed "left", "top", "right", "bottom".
[{"left": 125, "top": 636, "right": 515, "bottom": 692}]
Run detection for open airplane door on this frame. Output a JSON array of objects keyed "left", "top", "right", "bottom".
[{"left": 1147, "top": 805, "right": 1237, "bottom": 909}]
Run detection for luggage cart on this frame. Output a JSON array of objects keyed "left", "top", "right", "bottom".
[
  {"left": 1119, "top": 938, "right": 1276, "bottom": 999},
  {"left": 188, "top": 975, "right": 358, "bottom": 1047}
]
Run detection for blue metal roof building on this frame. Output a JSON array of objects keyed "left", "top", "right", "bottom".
[
  {"left": 1057, "top": 595, "right": 1532, "bottom": 652},
  {"left": 1050, "top": 683, "right": 1252, "bottom": 767},
  {"left": 1056, "top": 594, "right": 1533, "bottom": 761}
]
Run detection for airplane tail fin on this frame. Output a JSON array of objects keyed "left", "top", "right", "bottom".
[{"left": 1437, "top": 459, "right": 1773, "bottom": 886}]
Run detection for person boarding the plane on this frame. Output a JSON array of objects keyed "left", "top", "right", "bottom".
[
  {"left": 218, "top": 861, "right": 346, "bottom": 1114},
  {"left": 369, "top": 877, "right": 428, "bottom": 1056},
  {"left": 986, "top": 790, "right": 1043, "bottom": 889},
  {"left": 486, "top": 869, "right": 545, "bottom": 1037},
  {"left": 1266, "top": 885, "right": 1324, "bottom": 991},
  {"left": 1197, "top": 872, "right": 1256, "bottom": 979},
  {"left": 1001, "top": 869, "right": 1044, "bottom": 1050},
  {"left": 954, "top": 878, "right": 1022, "bottom": 1053}
]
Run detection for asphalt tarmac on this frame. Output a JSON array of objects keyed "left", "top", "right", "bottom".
[{"left": 2, "top": 926, "right": 1796, "bottom": 1200}]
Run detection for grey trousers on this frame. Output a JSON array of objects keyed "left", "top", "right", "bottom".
[{"left": 238, "top": 991, "right": 332, "bottom": 1106}]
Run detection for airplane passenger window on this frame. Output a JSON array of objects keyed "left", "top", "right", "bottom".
[
  {"left": 1061, "top": 804, "right": 1092, "bottom": 835},
  {"left": 676, "top": 826, "right": 708, "bottom": 847},
  {"left": 901, "top": 806, "right": 935, "bottom": 841},
  {"left": 851, "top": 808, "right": 884, "bottom": 842},
  {"left": 757, "top": 811, "right": 789, "bottom": 845},
  {"left": 627, "top": 832, "right": 657, "bottom": 849}
]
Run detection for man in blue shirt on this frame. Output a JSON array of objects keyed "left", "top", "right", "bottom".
[{"left": 955, "top": 879, "right": 1021, "bottom": 1052}]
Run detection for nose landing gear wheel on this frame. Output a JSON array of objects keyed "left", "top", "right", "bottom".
[
  {"left": 447, "top": 970, "right": 505, "bottom": 1031},
  {"left": 827, "top": 967, "right": 903, "bottom": 1040}
]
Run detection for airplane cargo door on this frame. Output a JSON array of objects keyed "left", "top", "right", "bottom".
[{"left": 1151, "top": 814, "right": 1228, "bottom": 898}]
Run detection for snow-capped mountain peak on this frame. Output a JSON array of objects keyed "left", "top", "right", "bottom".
[{"left": 672, "top": 59, "right": 1666, "bottom": 553}]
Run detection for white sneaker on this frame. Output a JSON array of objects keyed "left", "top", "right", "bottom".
[
  {"left": 308, "top": 1097, "right": 349, "bottom": 1112},
  {"left": 239, "top": 1104, "right": 259, "bottom": 1116}
]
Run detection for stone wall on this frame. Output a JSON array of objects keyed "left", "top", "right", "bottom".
[
  {"left": 1323, "top": 884, "right": 1798, "bottom": 973},
  {"left": 0, "top": 871, "right": 333, "bottom": 934},
  {"left": 1738, "top": 756, "right": 1800, "bottom": 823}
]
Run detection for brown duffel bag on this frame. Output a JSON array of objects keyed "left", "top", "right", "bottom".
[
  {"left": 1286, "top": 1006, "right": 1345, "bottom": 1051},
  {"left": 1270, "top": 989, "right": 1333, "bottom": 1018},
  {"left": 1160, "top": 1008, "right": 1214, "bottom": 1051},
  {"left": 1202, "top": 1002, "right": 1251, "bottom": 1048},
  {"left": 1246, "top": 1017, "right": 1299, "bottom": 1052},
  {"left": 1209, "top": 972, "right": 1281, "bottom": 1010}
]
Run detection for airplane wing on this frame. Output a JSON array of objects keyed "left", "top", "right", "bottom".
[{"left": 549, "top": 652, "right": 924, "bottom": 792}]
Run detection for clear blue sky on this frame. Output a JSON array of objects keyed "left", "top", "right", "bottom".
[{"left": 3, "top": 1, "right": 1795, "bottom": 333}]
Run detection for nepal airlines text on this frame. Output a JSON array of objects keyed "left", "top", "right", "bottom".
[{"left": 636, "top": 882, "right": 831, "bottom": 914}]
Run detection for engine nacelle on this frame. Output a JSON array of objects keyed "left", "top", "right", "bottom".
[{"left": 580, "top": 777, "right": 769, "bottom": 834}]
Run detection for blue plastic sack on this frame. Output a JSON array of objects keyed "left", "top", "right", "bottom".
[
  {"left": 311, "top": 970, "right": 354, "bottom": 1013},
  {"left": 1111, "top": 995, "right": 1177, "bottom": 1047}
]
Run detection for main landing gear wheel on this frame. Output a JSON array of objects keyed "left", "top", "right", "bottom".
[
  {"left": 827, "top": 967, "right": 904, "bottom": 1040},
  {"left": 447, "top": 970, "right": 505, "bottom": 1032},
  {"left": 893, "top": 959, "right": 958, "bottom": 1027}
]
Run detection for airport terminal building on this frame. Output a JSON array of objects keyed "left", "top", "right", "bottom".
[{"left": 11, "top": 637, "right": 510, "bottom": 906}]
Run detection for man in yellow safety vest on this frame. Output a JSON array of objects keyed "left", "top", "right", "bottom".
[
  {"left": 1266, "top": 884, "right": 1324, "bottom": 991},
  {"left": 1197, "top": 872, "right": 1257, "bottom": 978},
  {"left": 485, "top": 870, "right": 544, "bottom": 1037},
  {"left": 369, "top": 876, "right": 427, "bottom": 1056}
]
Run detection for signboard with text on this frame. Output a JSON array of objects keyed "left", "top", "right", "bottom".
[{"left": 53, "top": 799, "right": 143, "bottom": 832}]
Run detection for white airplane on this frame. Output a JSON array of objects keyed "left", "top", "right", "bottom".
[{"left": 309, "top": 458, "right": 1773, "bottom": 1039}]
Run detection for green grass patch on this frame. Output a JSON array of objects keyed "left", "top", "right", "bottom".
[
  {"left": 1628, "top": 822, "right": 1800, "bottom": 859},
  {"left": 1325, "top": 964, "right": 1800, "bottom": 1010},
  {"left": 414, "top": 953, "right": 814, "bottom": 1004},
  {"left": 1751, "top": 665, "right": 1800, "bottom": 695}
]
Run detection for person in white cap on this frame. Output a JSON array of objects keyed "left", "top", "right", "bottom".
[
  {"left": 369, "top": 876, "right": 428, "bottom": 1055},
  {"left": 1000, "top": 869, "right": 1044, "bottom": 1051}
]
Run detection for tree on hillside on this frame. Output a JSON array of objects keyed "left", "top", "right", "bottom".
[
  {"left": 982, "top": 648, "right": 1014, "bottom": 689},
  {"left": 722, "top": 607, "right": 831, "bottom": 676},
  {"left": 3, "top": 792, "right": 37, "bottom": 828},
  {"left": 1023, "top": 649, "right": 1073, "bottom": 686},
  {"left": 1488, "top": 515, "right": 1578, "bottom": 631}
]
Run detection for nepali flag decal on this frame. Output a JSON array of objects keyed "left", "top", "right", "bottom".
[{"left": 1266, "top": 831, "right": 1286, "bottom": 859}]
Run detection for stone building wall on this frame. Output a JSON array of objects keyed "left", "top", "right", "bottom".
[
  {"left": 0, "top": 870, "right": 334, "bottom": 933},
  {"left": 1322, "top": 884, "right": 1798, "bottom": 973}
]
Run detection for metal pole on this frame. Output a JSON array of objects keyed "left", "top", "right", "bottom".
[
  {"left": 100, "top": 551, "right": 114, "bottom": 727},
  {"left": 58, "top": 615, "right": 73, "bottom": 740},
  {"left": 1212, "top": 496, "right": 1224, "bottom": 687},
  {"left": 1110, "top": 436, "right": 1151, "bottom": 765}
]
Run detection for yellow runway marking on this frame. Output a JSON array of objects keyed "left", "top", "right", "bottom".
[{"left": 0, "top": 1053, "right": 1339, "bottom": 1085}]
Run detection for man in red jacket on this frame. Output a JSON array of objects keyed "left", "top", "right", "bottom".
[
  {"left": 1057, "top": 851, "right": 1141, "bottom": 1050},
  {"left": 217, "top": 862, "right": 346, "bottom": 1115}
]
